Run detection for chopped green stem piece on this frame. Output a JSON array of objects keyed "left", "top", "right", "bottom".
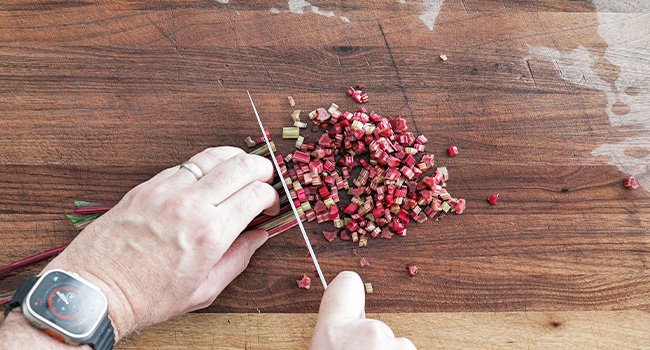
[{"left": 283, "top": 126, "right": 300, "bottom": 139}]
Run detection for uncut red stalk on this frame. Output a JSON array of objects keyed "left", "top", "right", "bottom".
[
  {"left": 0, "top": 293, "right": 14, "bottom": 305},
  {"left": 0, "top": 244, "right": 68, "bottom": 279},
  {"left": 253, "top": 211, "right": 297, "bottom": 231},
  {"left": 3, "top": 142, "right": 286, "bottom": 282},
  {"left": 246, "top": 204, "right": 292, "bottom": 229},
  {"left": 73, "top": 205, "right": 114, "bottom": 215},
  {"left": 4, "top": 203, "right": 292, "bottom": 280},
  {"left": 267, "top": 218, "right": 300, "bottom": 238}
]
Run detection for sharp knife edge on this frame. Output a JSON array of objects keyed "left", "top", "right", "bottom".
[{"left": 247, "top": 91, "right": 328, "bottom": 290}]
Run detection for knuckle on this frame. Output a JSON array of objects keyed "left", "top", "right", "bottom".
[
  {"left": 128, "top": 182, "right": 167, "bottom": 204},
  {"left": 121, "top": 183, "right": 144, "bottom": 202},
  {"left": 160, "top": 194, "right": 197, "bottom": 220},
  {"left": 363, "top": 320, "right": 392, "bottom": 338},
  {"left": 248, "top": 182, "right": 276, "bottom": 207},
  {"left": 194, "top": 226, "right": 221, "bottom": 252},
  {"left": 233, "top": 153, "right": 272, "bottom": 181},
  {"left": 194, "top": 220, "right": 217, "bottom": 239},
  {"left": 193, "top": 147, "right": 244, "bottom": 170},
  {"left": 233, "top": 153, "right": 260, "bottom": 175},
  {"left": 205, "top": 146, "right": 243, "bottom": 160}
]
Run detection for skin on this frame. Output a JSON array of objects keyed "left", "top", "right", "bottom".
[
  {"left": 0, "top": 147, "right": 416, "bottom": 350},
  {"left": 311, "top": 272, "right": 417, "bottom": 350}
]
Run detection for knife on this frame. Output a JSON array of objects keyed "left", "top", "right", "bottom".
[{"left": 247, "top": 91, "right": 328, "bottom": 290}]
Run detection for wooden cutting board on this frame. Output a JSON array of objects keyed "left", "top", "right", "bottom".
[{"left": 0, "top": 0, "right": 648, "bottom": 349}]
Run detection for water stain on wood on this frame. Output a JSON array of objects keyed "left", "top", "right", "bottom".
[{"left": 624, "top": 146, "right": 650, "bottom": 159}]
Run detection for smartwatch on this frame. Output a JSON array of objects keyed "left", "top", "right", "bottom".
[{"left": 4, "top": 269, "right": 116, "bottom": 350}]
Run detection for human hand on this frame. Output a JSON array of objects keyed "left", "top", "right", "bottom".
[
  {"left": 43, "top": 147, "right": 280, "bottom": 339},
  {"left": 310, "top": 271, "right": 417, "bottom": 350}
]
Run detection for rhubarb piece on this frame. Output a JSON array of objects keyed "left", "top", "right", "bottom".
[
  {"left": 381, "top": 228, "right": 394, "bottom": 239},
  {"left": 348, "top": 87, "right": 369, "bottom": 104},
  {"left": 447, "top": 146, "right": 459, "bottom": 156},
  {"left": 358, "top": 236, "right": 368, "bottom": 247},
  {"left": 339, "top": 229, "right": 351, "bottom": 241},
  {"left": 297, "top": 274, "right": 311, "bottom": 289},
  {"left": 623, "top": 176, "right": 640, "bottom": 190},
  {"left": 245, "top": 136, "right": 258, "bottom": 148},
  {"left": 293, "top": 151, "right": 311, "bottom": 163},
  {"left": 323, "top": 230, "right": 337, "bottom": 242},
  {"left": 352, "top": 248, "right": 357, "bottom": 256},
  {"left": 359, "top": 257, "right": 370, "bottom": 268},
  {"left": 455, "top": 198, "right": 466, "bottom": 214},
  {"left": 288, "top": 96, "right": 296, "bottom": 106},
  {"left": 283, "top": 126, "right": 300, "bottom": 139},
  {"left": 406, "top": 263, "right": 418, "bottom": 277},
  {"left": 364, "top": 282, "right": 373, "bottom": 294},
  {"left": 439, "top": 54, "right": 448, "bottom": 61},
  {"left": 488, "top": 194, "right": 499, "bottom": 205}
]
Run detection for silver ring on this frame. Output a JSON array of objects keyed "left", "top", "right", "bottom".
[{"left": 180, "top": 161, "right": 204, "bottom": 180}]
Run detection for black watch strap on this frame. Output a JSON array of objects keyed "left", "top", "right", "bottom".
[
  {"left": 4, "top": 275, "right": 115, "bottom": 350},
  {"left": 4, "top": 276, "right": 38, "bottom": 317},
  {"left": 86, "top": 314, "right": 115, "bottom": 350}
]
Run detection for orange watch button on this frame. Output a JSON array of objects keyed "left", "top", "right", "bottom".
[{"left": 44, "top": 329, "right": 65, "bottom": 343}]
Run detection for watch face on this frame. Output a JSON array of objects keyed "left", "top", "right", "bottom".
[{"left": 27, "top": 270, "right": 107, "bottom": 337}]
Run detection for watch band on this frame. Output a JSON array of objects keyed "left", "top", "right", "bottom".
[
  {"left": 87, "top": 314, "right": 116, "bottom": 350},
  {"left": 4, "top": 276, "right": 38, "bottom": 317},
  {"left": 4, "top": 275, "right": 116, "bottom": 350}
]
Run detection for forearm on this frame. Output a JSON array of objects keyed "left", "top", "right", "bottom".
[{"left": 0, "top": 310, "right": 91, "bottom": 350}]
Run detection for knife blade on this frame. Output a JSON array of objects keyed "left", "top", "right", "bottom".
[{"left": 247, "top": 91, "right": 328, "bottom": 290}]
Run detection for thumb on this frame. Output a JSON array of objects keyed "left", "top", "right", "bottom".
[
  {"left": 317, "top": 271, "right": 365, "bottom": 323},
  {"left": 188, "top": 229, "right": 268, "bottom": 310}
]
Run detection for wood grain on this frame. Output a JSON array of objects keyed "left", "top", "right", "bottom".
[
  {"left": 0, "top": 0, "right": 649, "bottom": 348},
  {"left": 118, "top": 312, "right": 650, "bottom": 349},
  {"left": 1, "top": 311, "right": 646, "bottom": 349}
]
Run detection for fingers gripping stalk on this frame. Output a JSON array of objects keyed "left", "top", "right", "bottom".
[{"left": 247, "top": 91, "right": 328, "bottom": 290}]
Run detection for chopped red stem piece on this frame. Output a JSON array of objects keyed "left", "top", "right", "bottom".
[
  {"left": 447, "top": 146, "right": 459, "bottom": 157},
  {"left": 323, "top": 230, "right": 337, "bottom": 242},
  {"left": 623, "top": 176, "right": 640, "bottom": 190},
  {"left": 406, "top": 263, "right": 418, "bottom": 277},
  {"left": 488, "top": 194, "right": 499, "bottom": 205},
  {"left": 297, "top": 274, "right": 311, "bottom": 289},
  {"left": 245, "top": 136, "right": 258, "bottom": 148},
  {"left": 359, "top": 257, "right": 370, "bottom": 268}
]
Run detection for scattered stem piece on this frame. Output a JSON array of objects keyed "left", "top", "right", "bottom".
[{"left": 623, "top": 176, "right": 640, "bottom": 190}]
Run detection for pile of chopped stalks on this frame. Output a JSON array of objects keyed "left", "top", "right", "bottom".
[
  {"left": 246, "top": 87, "right": 465, "bottom": 247},
  {"left": 246, "top": 88, "right": 466, "bottom": 288}
]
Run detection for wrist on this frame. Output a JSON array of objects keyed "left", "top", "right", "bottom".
[
  {"left": 0, "top": 310, "right": 91, "bottom": 350},
  {"left": 41, "top": 261, "right": 135, "bottom": 341}
]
